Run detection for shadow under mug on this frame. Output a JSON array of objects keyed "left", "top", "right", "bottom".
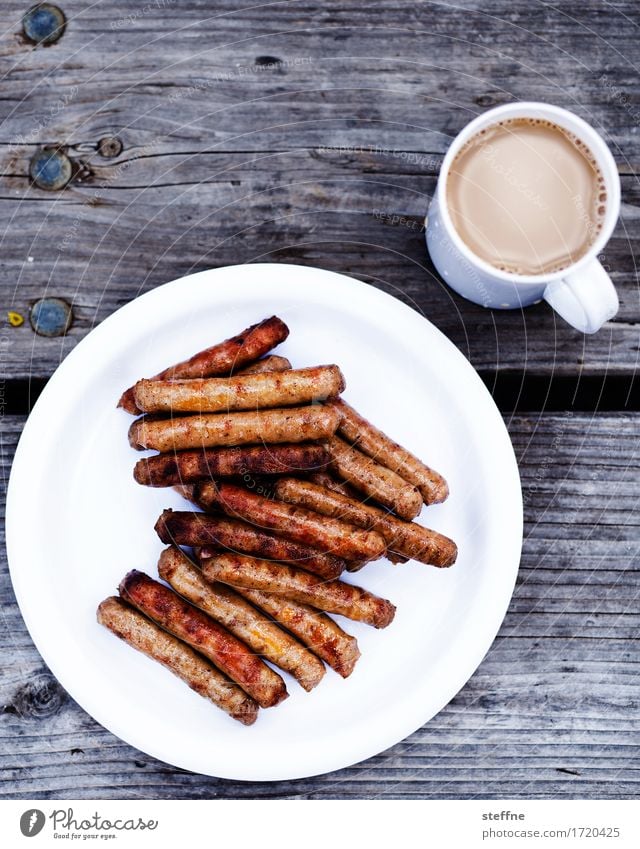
[{"left": 425, "top": 102, "right": 621, "bottom": 334}]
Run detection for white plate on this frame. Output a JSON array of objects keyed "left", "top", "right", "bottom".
[{"left": 6, "top": 264, "right": 522, "bottom": 781}]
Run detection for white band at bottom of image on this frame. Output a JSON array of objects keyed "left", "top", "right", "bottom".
[{"left": 0, "top": 799, "right": 638, "bottom": 848}]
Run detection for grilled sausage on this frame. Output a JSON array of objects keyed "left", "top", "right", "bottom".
[
  {"left": 97, "top": 596, "right": 257, "bottom": 725},
  {"left": 308, "top": 470, "right": 359, "bottom": 499},
  {"left": 173, "top": 483, "right": 197, "bottom": 503},
  {"left": 119, "top": 316, "right": 289, "bottom": 413},
  {"left": 305, "top": 472, "right": 371, "bottom": 570},
  {"left": 235, "top": 355, "right": 292, "bottom": 375},
  {"left": 229, "top": 586, "right": 360, "bottom": 678},
  {"left": 158, "top": 547, "right": 325, "bottom": 691},
  {"left": 195, "top": 543, "right": 362, "bottom": 575},
  {"left": 132, "top": 365, "right": 345, "bottom": 414},
  {"left": 274, "top": 477, "right": 457, "bottom": 567},
  {"left": 134, "top": 442, "right": 329, "bottom": 487},
  {"left": 128, "top": 405, "right": 341, "bottom": 452},
  {"left": 118, "top": 571, "right": 287, "bottom": 708},
  {"left": 327, "top": 398, "right": 449, "bottom": 504},
  {"left": 201, "top": 554, "right": 396, "bottom": 629},
  {"left": 155, "top": 510, "right": 345, "bottom": 580},
  {"left": 326, "top": 435, "right": 423, "bottom": 520},
  {"left": 386, "top": 552, "right": 410, "bottom": 565},
  {"left": 196, "top": 481, "right": 386, "bottom": 562}
]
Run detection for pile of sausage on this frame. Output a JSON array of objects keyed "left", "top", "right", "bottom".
[{"left": 97, "top": 316, "right": 457, "bottom": 726}]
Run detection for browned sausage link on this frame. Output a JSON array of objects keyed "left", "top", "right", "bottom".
[
  {"left": 154, "top": 317, "right": 289, "bottom": 380},
  {"left": 155, "top": 510, "right": 345, "bottom": 580},
  {"left": 234, "top": 355, "right": 292, "bottom": 375},
  {"left": 196, "top": 481, "right": 387, "bottom": 562},
  {"left": 97, "top": 597, "right": 258, "bottom": 725},
  {"left": 274, "top": 477, "right": 457, "bottom": 568},
  {"left": 118, "top": 571, "right": 287, "bottom": 708},
  {"left": 230, "top": 586, "right": 361, "bottom": 678},
  {"left": 344, "top": 560, "right": 368, "bottom": 572},
  {"left": 134, "top": 443, "right": 330, "bottom": 487},
  {"left": 119, "top": 316, "right": 289, "bottom": 413},
  {"left": 387, "top": 552, "right": 410, "bottom": 564},
  {"left": 326, "top": 436, "right": 423, "bottom": 521},
  {"left": 197, "top": 542, "right": 364, "bottom": 576},
  {"left": 128, "top": 405, "right": 341, "bottom": 452},
  {"left": 132, "top": 365, "right": 346, "bottom": 414},
  {"left": 173, "top": 484, "right": 197, "bottom": 503},
  {"left": 308, "top": 470, "right": 359, "bottom": 499},
  {"left": 305, "top": 476, "right": 378, "bottom": 566},
  {"left": 201, "top": 554, "right": 396, "bottom": 629},
  {"left": 328, "top": 398, "right": 449, "bottom": 504},
  {"left": 158, "top": 547, "right": 325, "bottom": 692}
]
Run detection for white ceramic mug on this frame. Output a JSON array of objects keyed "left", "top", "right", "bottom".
[{"left": 425, "top": 102, "right": 621, "bottom": 333}]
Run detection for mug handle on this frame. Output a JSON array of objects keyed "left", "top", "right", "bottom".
[{"left": 543, "top": 259, "right": 618, "bottom": 334}]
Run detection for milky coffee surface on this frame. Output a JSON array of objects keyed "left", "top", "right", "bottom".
[{"left": 446, "top": 118, "right": 605, "bottom": 275}]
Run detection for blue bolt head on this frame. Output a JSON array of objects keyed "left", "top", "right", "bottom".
[
  {"left": 29, "top": 298, "right": 73, "bottom": 337},
  {"left": 29, "top": 148, "right": 72, "bottom": 191},
  {"left": 22, "top": 4, "right": 66, "bottom": 45}
]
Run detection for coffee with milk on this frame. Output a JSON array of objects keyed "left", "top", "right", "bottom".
[{"left": 446, "top": 118, "right": 606, "bottom": 276}]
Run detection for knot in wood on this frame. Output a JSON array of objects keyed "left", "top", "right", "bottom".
[
  {"left": 10, "top": 674, "right": 67, "bottom": 719},
  {"left": 98, "top": 136, "right": 123, "bottom": 158}
]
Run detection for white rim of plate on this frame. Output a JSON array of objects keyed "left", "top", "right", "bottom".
[{"left": 6, "top": 263, "right": 523, "bottom": 781}]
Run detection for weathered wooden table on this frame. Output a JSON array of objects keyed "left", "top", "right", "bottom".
[{"left": 1, "top": 1, "right": 638, "bottom": 799}]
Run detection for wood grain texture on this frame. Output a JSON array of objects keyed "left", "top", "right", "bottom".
[
  {"left": 1, "top": 413, "right": 638, "bottom": 799},
  {"left": 1, "top": 1, "right": 640, "bottom": 380},
  {"left": 1, "top": 0, "right": 639, "bottom": 801}
]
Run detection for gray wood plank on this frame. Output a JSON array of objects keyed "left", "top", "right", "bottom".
[
  {"left": 2, "top": 1, "right": 640, "bottom": 381},
  {"left": 1, "top": 412, "right": 638, "bottom": 799}
]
